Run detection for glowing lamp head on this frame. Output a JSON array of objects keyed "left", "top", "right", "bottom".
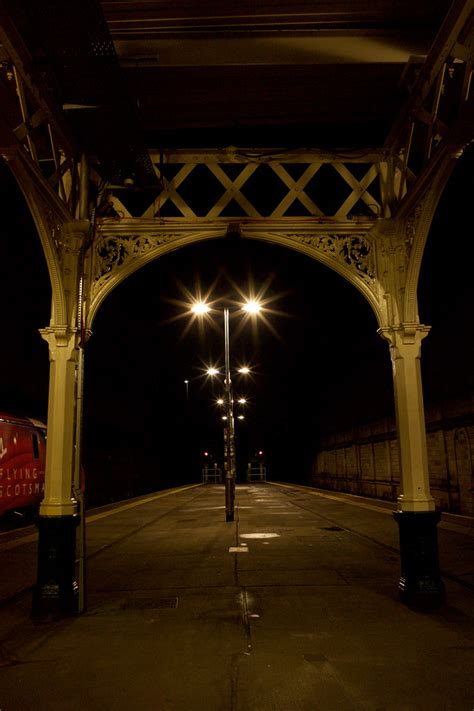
[
  {"left": 192, "top": 302, "right": 211, "bottom": 315},
  {"left": 207, "top": 367, "right": 220, "bottom": 376},
  {"left": 238, "top": 415, "right": 245, "bottom": 420},
  {"left": 238, "top": 398, "right": 247, "bottom": 404},
  {"left": 217, "top": 398, "right": 224, "bottom": 405},
  {"left": 242, "top": 300, "right": 262, "bottom": 314},
  {"left": 238, "top": 367, "right": 250, "bottom": 375}
]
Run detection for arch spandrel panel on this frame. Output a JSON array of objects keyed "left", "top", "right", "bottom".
[
  {"left": 88, "top": 224, "right": 225, "bottom": 325},
  {"left": 245, "top": 229, "right": 387, "bottom": 327}
]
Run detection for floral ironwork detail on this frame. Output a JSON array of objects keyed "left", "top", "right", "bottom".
[
  {"left": 38, "top": 202, "right": 65, "bottom": 262},
  {"left": 295, "top": 233, "right": 375, "bottom": 282},
  {"left": 92, "top": 233, "right": 177, "bottom": 293}
]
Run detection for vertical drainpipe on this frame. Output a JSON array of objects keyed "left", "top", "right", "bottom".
[{"left": 74, "top": 152, "right": 89, "bottom": 612}]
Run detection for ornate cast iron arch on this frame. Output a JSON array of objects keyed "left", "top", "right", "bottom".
[{"left": 87, "top": 219, "right": 388, "bottom": 329}]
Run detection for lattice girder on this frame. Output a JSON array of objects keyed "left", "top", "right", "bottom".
[{"left": 104, "top": 149, "right": 398, "bottom": 222}]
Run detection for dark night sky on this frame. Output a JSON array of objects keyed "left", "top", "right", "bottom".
[{"left": 1, "top": 147, "right": 473, "bottom": 501}]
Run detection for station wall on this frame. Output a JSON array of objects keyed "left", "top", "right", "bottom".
[{"left": 311, "top": 391, "right": 474, "bottom": 515}]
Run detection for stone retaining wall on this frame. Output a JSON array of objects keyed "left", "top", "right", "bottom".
[{"left": 312, "top": 392, "right": 474, "bottom": 514}]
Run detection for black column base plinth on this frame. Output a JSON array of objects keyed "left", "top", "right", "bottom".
[
  {"left": 32, "top": 514, "right": 80, "bottom": 621},
  {"left": 224, "top": 476, "right": 235, "bottom": 523},
  {"left": 393, "top": 510, "right": 446, "bottom": 610}
]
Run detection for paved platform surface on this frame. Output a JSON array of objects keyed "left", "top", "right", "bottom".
[{"left": 1, "top": 482, "right": 474, "bottom": 710}]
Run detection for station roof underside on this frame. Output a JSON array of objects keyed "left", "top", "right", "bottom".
[{"left": 0, "top": 0, "right": 462, "bottom": 180}]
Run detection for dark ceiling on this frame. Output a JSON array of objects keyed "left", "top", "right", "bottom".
[
  {"left": 1, "top": 0, "right": 455, "bottom": 170},
  {"left": 102, "top": 0, "right": 452, "bottom": 148}
]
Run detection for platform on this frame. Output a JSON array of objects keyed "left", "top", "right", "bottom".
[{"left": 1, "top": 482, "right": 474, "bottom": 710}]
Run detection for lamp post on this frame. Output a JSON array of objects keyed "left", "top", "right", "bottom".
[
  {"left": 191, "top": 298, "right": 261, "bottom": 522},
  {"left": 223, "top": 307, "right": 235, "bottom": 520}
]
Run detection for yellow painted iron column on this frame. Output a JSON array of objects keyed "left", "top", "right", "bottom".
[
  {"left": 32, "top": 221, "right": 88, "bottom": 620},
  {"left": 383, "top": 324, "right": 434, "bottom": 512},
  {"left": 380, "top": 323, "right": 445, "bottom": 607},
  {"left": 39, "top": 326, "right": 79, "bottom": 516}
]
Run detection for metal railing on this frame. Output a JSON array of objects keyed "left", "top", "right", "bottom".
[
  {"left": 202, "top": 465, "right": 222, "bottom": 483},
  {"left": 247, "top": 464, "right": 266, "bottom": 482}
]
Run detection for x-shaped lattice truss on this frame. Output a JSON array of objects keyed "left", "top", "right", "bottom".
[{"left": 108, "top": 155, "right": 388, "bottom": 221}]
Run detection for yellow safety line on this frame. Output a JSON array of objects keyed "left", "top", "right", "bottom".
[
  {"left": 86, "top": 483, "right": 203, "bottom": 523},
  {"left": 0, "top": 483, "right": 203, "bottom": 551},
  {"left": 268, "top": 481, "right": 394, "bottom": 515}
]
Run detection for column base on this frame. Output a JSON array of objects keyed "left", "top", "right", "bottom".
[
  {"left": 393, "top": 511, "right": 446, "bottom": 609},
  {"left": 225, "top": 475, "right": 235, "bottom": 523},
  {"left": 32, "top": 514, "right": 80, "bottom": 621}
]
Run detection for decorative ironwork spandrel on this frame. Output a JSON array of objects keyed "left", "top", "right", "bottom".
[
  {"left": 92, "top": 232, "right": 181, "bottom": 295},
  {"left": 297, "top": 233, "right": 376, "bottom": 284}
]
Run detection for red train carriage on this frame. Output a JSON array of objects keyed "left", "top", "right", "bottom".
[{"left": 0, "top": 412, "right": 46, "bottom": 517}]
